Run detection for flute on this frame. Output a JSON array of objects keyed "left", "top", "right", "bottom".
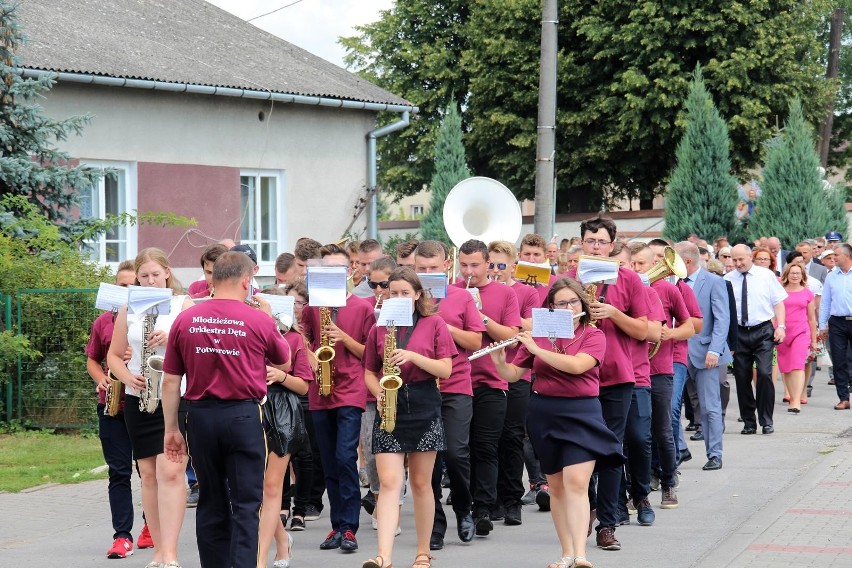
[{"left": 468, "top": 312, "right": 586, "bottom": 361}]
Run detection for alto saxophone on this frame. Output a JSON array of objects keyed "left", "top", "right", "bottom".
[
  {"left": 104, "top": 369, "right": 123, "bottom": 417},
  {"left": 584, "top": 283, "right": 601, "bottom": 327},
  {"left": 138, "top": 311, "right": 165, "bottom": 414},
  {"left": 378, "top": 322, "right": 402, "bottom": 433},
  {"left": 314, "top": 306, "right": 336, "bottom": 396}
]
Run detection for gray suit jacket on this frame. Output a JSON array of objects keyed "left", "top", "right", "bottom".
[
  {"left": 808, "top": 262, "right": 828, "bottom": 284},
  {"left": 687, "top": 268, "right": 733, "bottom": 369}
]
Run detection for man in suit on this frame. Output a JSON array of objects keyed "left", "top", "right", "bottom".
[
  {"left": 797, "top": 241, "right": 828, "bottom": 284},
  {"left": 766, "top": 237, "right": 789, "bottom": 273},
  {"left": 675, "top": 242, "right": 732, "bottom": 471}
]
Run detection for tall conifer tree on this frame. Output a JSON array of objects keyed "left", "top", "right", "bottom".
[
  {"left": 420, "top": 101, "right": 470, "bottom": 244},
  {"left": 664, "top": 66, "right": 739, "bottom": 242}
]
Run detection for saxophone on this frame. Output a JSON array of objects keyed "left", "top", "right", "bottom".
[
  {"left": 104, "top": 368, "right": 123, "bottom": 417},
  {"left": 314, "top": 307, "right": 336, "bottom": 396},
  {"left": 584, "top": 283, "right": 600, "bottom": 327},
  {"left": 378, "top": 322, "right": 403, "bottom": 433},
  {"left": 138, "top": 311, "right": 165, "bottom": 413}
]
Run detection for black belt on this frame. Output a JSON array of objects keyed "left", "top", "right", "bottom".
[
  {"left": 185, "top": 398, "right": 260, "bottom": 407},
  {"left": 738, "top": 320, "right": 773, "bottom": 331},
  {"left": 829, "top": 315, "right": 852, "bottom": 321}
]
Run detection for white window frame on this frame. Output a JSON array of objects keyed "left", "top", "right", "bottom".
[
  {"left": 80, "top": 161, "right": 138, "bottom": 267},
  {"left": 411, "top": 204, "right": 425, "bottom": 218},
  {"left": 239, "top": 169, "right": 287, "bottom": 277}
]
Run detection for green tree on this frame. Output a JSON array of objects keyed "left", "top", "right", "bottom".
[
  {"left": 0, "top": 1, "right": 103, "bottom": 231},
  {"left": 420, "top": 102, "right": 470, "bottom": 244},
  {"left": 663, "top": 66, "right": 739, "bottom": 243},
  {"left": 750, "top": 99, "right": 845, "bottom": 246}
]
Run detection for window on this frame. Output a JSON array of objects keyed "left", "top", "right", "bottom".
[
  {"left": 240, "top": 170, "right": 284, "bottom": 264},
  {"left": 80, "top": 162, "right": 137, "bottom": 265},
  {"left": 411, "top": 204, "right": 425, "bottom": 218}
]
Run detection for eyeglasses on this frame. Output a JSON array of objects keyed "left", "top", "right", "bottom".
[
  {"left": 367, "top": 280, "right": 390, "bottom": 290},
  {"left": 583, "top": 239, "right": 612, "bottom": 247},
  {"left": 488, "top": 263, "right": 508, "bottom": 270},
  {"left": 293, "top": 300, "right": 308, "bottom": 307},
  {"left": 553, "top": 298, "right": 582, "bottom": 309}
]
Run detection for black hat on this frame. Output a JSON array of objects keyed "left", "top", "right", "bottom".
[{"left": 230, "top": 244, "right": 257, "bottom": 264}]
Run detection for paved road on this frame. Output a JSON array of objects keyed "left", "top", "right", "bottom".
[{"left": 2, "top": 369, "right": 851, "bottom": 568}]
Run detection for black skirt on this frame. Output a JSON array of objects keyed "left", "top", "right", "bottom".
[
  {"left": 263, "top": 384, "right": 308, "bottom": 457},
  {"left": 526, "top": 393, "right": 624, "bottom": 475},
  {"left": 372, "top": 380, "right": 445, "bottom": 454},
  {"left": 123, "top": 395, "right": 164, "bottom": 460}
]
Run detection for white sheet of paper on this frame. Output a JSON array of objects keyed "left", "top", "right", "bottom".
[
  {"left": 467, "top": 288, "right": 482, "bottom": 309},
  {"left": 418, "top": 273, "right": 448, "bottom": 299},
  {"left": 257, "top": 293, "right": 295, "bottom": 321},
  {"left": 637, "top": 272, "right": 651, "bottom": 287},
  {"left": 377, "top": 298, "right": 414, "bottom": 327},
  {"left": 126, "top": 286, "right": 172, "bottom": 315},
  {"left": 95, "top": 283, "right": 129, "bottom": 312},
  {"left": 577, "top": 256, "right": 619, "bottom": 285},
  {"left": 307, "top": 266, "right": 348, "bottom": 307},
  {"left": 531, "top": 308, "right": 575, "bottom": 339}
]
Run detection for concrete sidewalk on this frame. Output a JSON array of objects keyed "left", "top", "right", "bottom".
[{"left": 1, "top": 369, "right": 850, "bottom": 568}]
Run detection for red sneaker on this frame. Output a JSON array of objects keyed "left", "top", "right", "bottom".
[
  {"left": 137, "top": 523, "right": 153, "bottom": 549},
  {"left": 106, "top": 537, "right": 134, "bottom": 559}
]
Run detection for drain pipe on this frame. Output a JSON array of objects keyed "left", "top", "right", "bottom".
[{"left": 366, "top": 111, "right": 412, "bottom": 240}]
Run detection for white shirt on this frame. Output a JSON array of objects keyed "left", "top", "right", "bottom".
[
  {"left": 126, "top": 295, "right": 187, "bottom": 396},
  {"left": 724, "top": 265, "right": 788, "bottom": 326}
]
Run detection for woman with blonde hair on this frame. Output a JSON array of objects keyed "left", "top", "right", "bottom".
[{"left": 107, "top": 248, "right": 193, "bottom": 568}]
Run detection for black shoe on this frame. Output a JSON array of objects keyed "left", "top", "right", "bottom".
[
  {"left": 536, "top": 487, "right": 551, "bottom": 512},
  {"left": 689, "top": 429, "right": 704, "bottom": 441},
  {"left": 679, "top": 448, "right": 692, "bottom": 464},
  {"left": 491, "top": 501, "right": 505, "bottom": 522},
  {"left": 474, "top": 512, "right": 493, "bottom": 536},
  {"left": 456, "top": 512, "right": 475, "bottom": 542},
  {"left": 361, "top": 491, "right": 376, "bottom": 515},
  {"left": 504, "top": 504, "right": 522, "bottom": 526},
  {"left": 429, "top": 534, "right": 444, "bottom": 550},
  {"left": 685, "top": 422, "right": 698, "bottom": 431},
  {"left": 741, "top": 426, "right": 757, "bottom": 435},
  {"left": 319, "top": 530, "right": 342, "bottom": 550},
  {"left": 290, "top": 516, "right": 305, "bottom": 532},
  {"left": 702, "top": 457, "right": 723, "bottom": 470},
  {"left": 340, "top": 530, "right": 358, "bottom": 552},
  {"left": 762, "top": 425, "right": 774, "bottom": 435}
]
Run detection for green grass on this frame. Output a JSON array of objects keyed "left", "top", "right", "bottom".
[{"left": 0, "top": 431, "right": 108, "bottom": 492}]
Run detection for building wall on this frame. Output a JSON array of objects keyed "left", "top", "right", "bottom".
[{"left": 38, "top": 83, "right": 379, "bottom": 276}]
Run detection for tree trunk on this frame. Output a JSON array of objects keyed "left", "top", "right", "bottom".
[{"left": 819, "top": 8, "right": 844, "bottom": 167}]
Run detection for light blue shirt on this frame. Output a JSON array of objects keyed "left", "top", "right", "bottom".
[{"left": 818, "top": 265, "right": 852, "bottom": 329}]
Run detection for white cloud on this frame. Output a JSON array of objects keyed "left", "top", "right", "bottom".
[{"left": 205, "top": 0, "right": 394, "bottom": 68}]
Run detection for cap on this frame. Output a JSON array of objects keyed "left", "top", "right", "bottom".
[
  {"left": 230, "top": 244, "right": 258, "bottom": 264},
  {"left": 820, "top": 249, "right": 835, "bottom": 259},
  {"left": 826, "top": 231, "right": 842, "bottom": 241}
]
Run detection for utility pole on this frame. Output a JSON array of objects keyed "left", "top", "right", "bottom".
[
  {"left": 819, "top": 7, "right": 844, "bottom": 167},
  {"left": 534, "top": 0, "right": 558, "bottom": 237}
]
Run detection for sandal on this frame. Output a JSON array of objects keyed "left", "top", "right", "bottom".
[
  {"left": 547, "top": 557, "right": 574, "bottom": 568},
  {"left": 362, "top": 556, "right": 391, "bottom": 568},
  {"left": 144, "top": 563, "right": 161, "bottom": 568},
  {"left": 574, "top": 557, "right": 594, "bottom": 568},
  {"left": 412, "top": 552, "right": 433, "bottom": 568}
]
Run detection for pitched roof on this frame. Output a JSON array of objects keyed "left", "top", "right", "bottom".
[{"left": 15, "top": 0, "right": 410, "bottom": 107}]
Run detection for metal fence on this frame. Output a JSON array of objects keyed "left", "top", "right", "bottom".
[{"left": 4, "top": 289, "right": 99, "bottom": 429}]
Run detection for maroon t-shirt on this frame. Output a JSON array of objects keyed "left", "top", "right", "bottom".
[
  {"left": 364, "top": 315, "right": 458, "bottom": 383},
  {"left": 283, "top": 330, "right": 315, "bottom": 386},
  {"left": 533, "top": 274, "right": 561, "bottom": 305},
  {"left": 434, "top": 286, "right": 486, "bottom": 396},
  {"left": 632, "top": 286, "right": 664, "bottom": 388},
  {"left": 568, "top": 266, "right": 651, "bottom": 388},
  {"left": 672, "top": 280, "right": 702, "bottom": 366},
  {"left": 187, "top": 279, "right": 210, "bottom": 298},
  {"left": 86, "top": 311, "right": 122, "bottom": 408},
  {"left": 164, "top": 299, "right": 291, "bottom": 400},
  {"left": 649, "top": 279, "right": 691, "bottom": 376},
  {"left": 453, "top": 280, "right": 523, "bottom": 391},
  {"left": 513, "top": 325, "right": 606, "bottom": 397},
  {"left": 302, "top": 294, "right": 375, "bottom": 410},
  {"left": 507, "top": 282, "right": 540, "bottom": 382}
]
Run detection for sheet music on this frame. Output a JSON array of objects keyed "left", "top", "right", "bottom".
[
  {"left": 531, "top": 308, "right": 575, "bottom": 339},
  {"left": 257, "top": 293, "right": 295, "bottom": 320},
  {"left": 95, "top": 283, "right": 129, "bottom": 312},
  {"left": 418, "top": 273, "right": 448, "bottom": 299},
  {"left": 307, "top": 266, "right": 348, "bottom": 307},
  {"left": 467, "top": 288, "right": 482, "bottom": 309},
  {"left": 377, "top": 298, "right": 414, "bottom": 327},
  {"left": 637, "top": 272, "right": 651, "bottom": 287},
  {"left": 514, "top": 261, "right": 551, "bottom": 285},
  {"left": 577, "top": 255, "right": 619, "bottom": 285},
  {"left": 126, "top": 286, "right": 172, "bottom": 315}
]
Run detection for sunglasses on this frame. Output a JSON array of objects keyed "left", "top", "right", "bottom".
[
  {"left": 367, "top": 280, "right": 390, "bottom": 290},
  {"left": 488, "top": 263, "right": 508, "bottom": 270}
]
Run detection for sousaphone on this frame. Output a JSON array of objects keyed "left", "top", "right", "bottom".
[{"left": 443, "top": 177, "right": 523, "bottom": 248}]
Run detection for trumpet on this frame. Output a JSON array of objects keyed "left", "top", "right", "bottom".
[
  {"left": 465, "top": 275, "right": 482, "bottom": 309},
  {"left": 468, "top": 313, "right": 586, "bottom": 361}
]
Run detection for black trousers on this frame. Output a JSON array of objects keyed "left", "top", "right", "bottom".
[
  {"left": 733, "top": 321, "right": 775, "bottom": 428},
  {"left": 287, "top": 396, "right": 316, "bottom": 517},
  {"left": 432, "top": 392, "right": 473, "bottom": 538},
  {"left": 828, "top": 316, "right": 852, "bottom": 402},
  {"left": 470, "top": 386, "right": 507, "bottom": 515},
  {"left": 497, "top": 380, "right": 530, "bottom": 508},
  {"left": 97, "top": 403, "right": 134, "bottom": 540},
  {"left": 649, "top": 375, "right": 677, "bottom": 488},
  {"left": 187, "top": 400, "right": 267, "bottom": 568},
  {"left": 596, "top": 382, "right": 632, "bottom": 530}
]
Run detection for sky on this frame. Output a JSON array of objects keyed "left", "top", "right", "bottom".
[{"left": 205, "top": 0, "right": 394, "bottom": 69}]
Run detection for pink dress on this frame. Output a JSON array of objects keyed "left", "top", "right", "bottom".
[{"left": 776, "top": 288, "right": 814, "bottom": 373}]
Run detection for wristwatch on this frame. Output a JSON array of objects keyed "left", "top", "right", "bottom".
[
  {"left": 777, "top": 324, "right": 786, "bottom": 329},
  {"left": 482, "top": 316, "right": 490, "bottom": 326}
]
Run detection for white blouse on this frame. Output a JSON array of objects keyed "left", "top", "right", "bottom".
[{"left": 125, "top": 294, "right": 186, "bottom": 396}]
